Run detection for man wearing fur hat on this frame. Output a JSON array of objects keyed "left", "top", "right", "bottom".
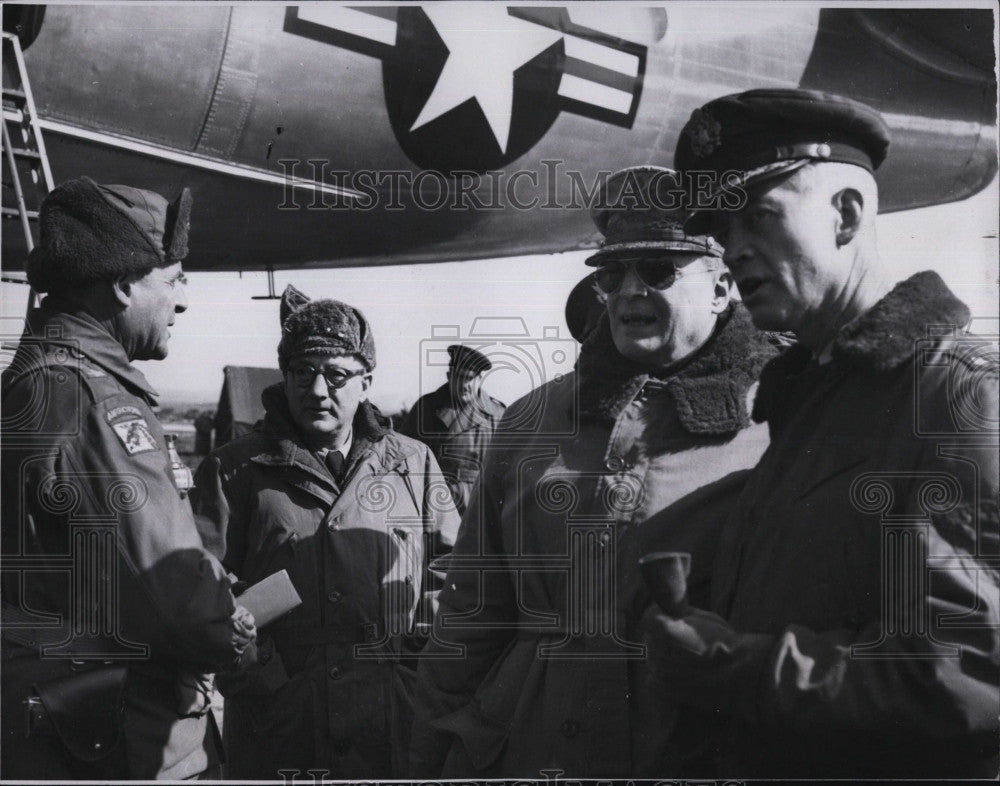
[
  {"left": 409, "top": 167, "right": 779, "bottom": 778},
  {"left": 191, "top": 286, "right": 461, "bottom": 779},
  {"left": 1, "top": 178, "right": 255, "bottom": 779},
  {"left": 398, "top": 344, "right": 506, "bottom": 515},
  {"left": 642, "top": 89, "right": 999, "bottom": 777}
]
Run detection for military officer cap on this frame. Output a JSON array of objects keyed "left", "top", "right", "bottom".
[
  {"left": 586, "top": 166, "right": 722, "bottom": 266},
  {"left": 676, "top": 88, "right": 891, "bottom": 234},
  {"left": 448, "top": 344, "right": 492, "bottom": 375}
]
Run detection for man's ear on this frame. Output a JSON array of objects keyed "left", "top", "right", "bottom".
[
  {"left": 833, "top": 188, "right": 864, "bottom": 247},
  {"left": 711, "top": 268, "right": 733, "bottom": 314},
  {"left": 111, "top": 275, "right": 134, "bottom": 308},
  {"left": 361, "top": 373, "right": 373, "bottom": 393}
]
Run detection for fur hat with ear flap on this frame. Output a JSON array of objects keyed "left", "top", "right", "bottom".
[
  {"left": 26, "top": 176, "right": 192, "bottom": 294},
  {"left": 277, "top": 284, "right": 377, "bottom": 371}
]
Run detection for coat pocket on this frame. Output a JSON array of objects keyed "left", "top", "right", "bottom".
[{"left": 442, "top": 636, "right": 539, "bottom": 772}]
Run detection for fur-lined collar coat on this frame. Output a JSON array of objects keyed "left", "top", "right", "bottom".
[
  {"left": 709, "top": 271, "right": 999, "bottom": 778},
  {"left": 411, "top": 304, "right": 779, "bottom": 778}
]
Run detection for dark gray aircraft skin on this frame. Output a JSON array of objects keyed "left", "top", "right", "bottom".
[{"left": 3, "top": 5, "right": 997, "bottom": 271}]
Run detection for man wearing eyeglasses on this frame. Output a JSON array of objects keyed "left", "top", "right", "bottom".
[
  {"left": 192, "top": 286, "right": 460, "bottom": 779},
  {"left": 409, "top": 166, "right": 780, "bottom": 778},
  {"left": 1, "top": 178, "right": 255, "bottom": 780}
]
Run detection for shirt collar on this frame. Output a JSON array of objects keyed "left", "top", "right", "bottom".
[
  {"left": 316, "top": 428, "right": 353, "bottom": 460},
  {"left": 26, "top": 303, "right": 159, "bottom": 401}
]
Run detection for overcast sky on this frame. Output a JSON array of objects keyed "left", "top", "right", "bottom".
[{"left": 2, "top": 175, "right": 997, "bottom": 411}]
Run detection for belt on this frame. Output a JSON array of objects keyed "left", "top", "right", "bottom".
[{"left": 1, "top": 603, "right": 132, "bottom": 656}]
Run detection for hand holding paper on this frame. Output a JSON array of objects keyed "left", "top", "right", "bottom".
[{"left": 236, "top": 569, "right": 303, "bottom": 628}]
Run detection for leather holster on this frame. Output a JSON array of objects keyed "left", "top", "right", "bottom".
[{"left": 29, "top": 666, "right": 127, "bottom": 763}]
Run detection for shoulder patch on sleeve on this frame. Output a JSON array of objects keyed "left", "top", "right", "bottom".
[{"left": 106, "top": 407, "right": 159, "bottom": 455}]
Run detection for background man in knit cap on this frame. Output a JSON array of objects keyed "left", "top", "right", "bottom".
[
  {"left": 1, "top": 177, "right": 255, "bottom": 780},
  {"left": 191, "top": 285, "right": 460, "bottom": 779},
  {"left": 398, "top": 344, "right": 506, "bottom": 515},
  {"left": 409, "top": 166, "right": 778, "bottom": 778},
  {"left": 642, "top": 89, "right": 999, "bottom": 777}
]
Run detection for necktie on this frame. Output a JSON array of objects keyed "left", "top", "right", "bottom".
[{"left": 325, "top": 450, "right": 345, "bottom": 482}]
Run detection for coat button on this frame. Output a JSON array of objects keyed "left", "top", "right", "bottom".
[
  {"left": 605, "top": 455, "right": 624, "bottom": 472},
  {"left": 327, "top": 590, "right": 342, "bottom": 603},
  {"left": 405, "top": 575, "right": 413, "bottom": 586},
  {"left": 559, "top": 718, "right": 580, "bottom": 738},
  {"left": 329, "top": 666, "right": 342, "bottom": 680},
  {"left": 599, "top": 530, "right": 611, "bottom": 546}
]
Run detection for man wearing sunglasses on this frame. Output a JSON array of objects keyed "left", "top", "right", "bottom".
[
  {"left": 642, "top": 89, "right": 999, "bottom": 777},
  {"left": 1, "top": 178, "right": 255, "bottom": 779},
  {"left": 410, "top": 166, "right": 780, "bottom": 778},
  {"left": 192, "top": 286, "right": 460, "bottom": 779}
]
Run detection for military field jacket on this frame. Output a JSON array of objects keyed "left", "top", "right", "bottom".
[
  {"left": 192, "top": 386, "right": 461, "bottom": 778},
  {"left": 398, "top": 384, "right": 505, "bottom": 515},
  {"left": 1, "top": 304, "right": 241, "bottom": 779}
]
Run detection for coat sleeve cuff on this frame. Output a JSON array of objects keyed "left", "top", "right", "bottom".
[{"left": 217, "top": 637, "right": 290, "bottom": 697}]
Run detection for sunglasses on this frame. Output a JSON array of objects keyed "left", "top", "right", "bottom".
[
  {"left": 288, "top": 364, "right": 366, "bottom": 390},
  {"left": 594, "top": 256, "right": 707, "bottom": 295}
]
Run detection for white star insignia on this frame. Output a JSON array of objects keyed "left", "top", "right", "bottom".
[{"left": 410, "top": 5, "right": 563, "bottom": 153}]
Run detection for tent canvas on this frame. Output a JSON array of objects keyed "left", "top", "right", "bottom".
[{"left": 213, "top": 366, "right": 283, "bottom": 449}]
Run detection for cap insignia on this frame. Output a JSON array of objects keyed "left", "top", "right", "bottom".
[{"left": 687, "top": 108, "right": 722, "bottom": 158}]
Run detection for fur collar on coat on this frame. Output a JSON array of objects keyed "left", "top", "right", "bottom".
[
  {"left": 752, "top": 270, "right": 971, "bottom": 424},
  {"left": 577, "top": 303, "right": 780, "bottom": 434}
]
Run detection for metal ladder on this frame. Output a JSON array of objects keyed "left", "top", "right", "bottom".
[{"left": 2, "top": 30, "right": 53, "bottom": 306}]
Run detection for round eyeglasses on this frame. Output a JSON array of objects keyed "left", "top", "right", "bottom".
[
  {"left": 288, "top": 364, "right": 366, "bottom": 390},
  {"left": 594, "top": 256, "right": 708, "bottom": 295}
]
